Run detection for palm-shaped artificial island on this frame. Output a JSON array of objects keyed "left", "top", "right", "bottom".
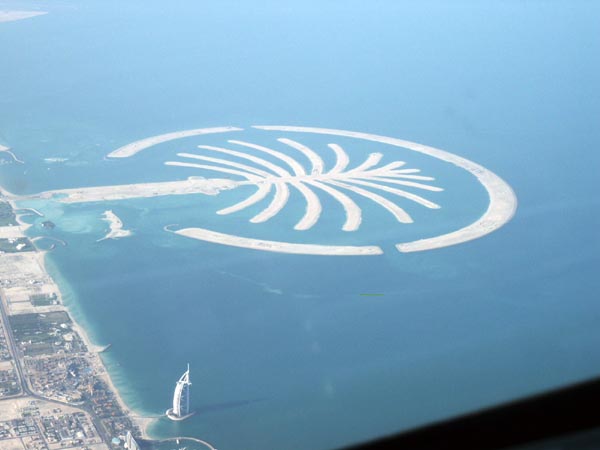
[
  {"left": 166, "top": 138, "right": 443, "bottom": 232},
  {"left": 23, "top": 126, "right": 517, "bottom": 255}
]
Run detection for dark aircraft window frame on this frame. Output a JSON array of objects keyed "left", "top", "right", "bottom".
[{"left": 344, "top": 376, "right": 600, "bottom": 450}]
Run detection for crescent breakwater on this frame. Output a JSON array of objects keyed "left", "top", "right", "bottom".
[
  {"left": 107, "top": 126, "right": 243, "bottom": 158},
  {"left": 173, "top": 227, "right": 383, "bottom": 256}
]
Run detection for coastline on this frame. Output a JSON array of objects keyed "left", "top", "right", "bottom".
[{"left": 7, "top": 195, "right": 158, "bottom": 440}]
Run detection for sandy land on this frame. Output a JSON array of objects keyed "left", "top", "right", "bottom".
[
  {"left": 343, "top": 178, "right": 441, "bottom": 208},
  {"left": 0, "top": 225, "right": 26, "bottom": 239},
  {"left": 253, "top": 125, "right": 517, "bottom": 252},
  {"left": 0, "top": 10, "right": 47, "bottom": 23},
  {"left": 174, "top": 227, "right": 383, "bottom": 256},
  {"left": 97, "top": 210, "right": 131, "bottom": 241},
  {"left": 35, "top": 177, "right": 238, "bottom": 203},
  {"left": 196, "top": 143, "right": 295, "bottom": 176},
  {"left": 165, "top": 160, "right": 263, "bottom": 181},
  {"left": 306, "top": 179, "right": 362, "bottom": 231},
  {"left": 187, "top": 138, "right": 441, "bottom": 232},
  {"left": 249, "top": 182, "right": 289, "bottom": 224},
  {"left": 289, "top": 180, "right": 321, "bottom": 230},
  {"left": 327, "top": 143, "right": 350, "bottom": 173},
  {"left": 327, "top": 179, "right": 413, "bottom": 224},
  {"left": 177, "top": 151, "right": 273, "bottom": 177},
  {"left": 107, "top": 126, "right": 243, "bottom": 158},
  {"left": 228, "top": 139, "right": 306, "bottom": 175},
  {"left": 0, "top": 397, "right": 109, "bottom": 449},
  {"left": 278, "top": 138, "right": 325, "bottom": 174}
]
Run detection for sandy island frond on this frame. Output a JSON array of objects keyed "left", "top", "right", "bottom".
[{"left": 165, "top": 139, "right": 442, "bottom": 231}]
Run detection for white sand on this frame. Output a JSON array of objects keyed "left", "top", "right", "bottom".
[
  {"left": 37, "top": 177, "right": 237, "bottom": 203},
  {"left": 98, "top": 210, "right": 131, "bottom": 241},
  {"left": 196, "top": 143, "right": 295, "bottom": 176},
  {"left": 217, "top": 183, "right": 272, "bottom": 215},
  {"left": 253, "top": 125, "right": 517, "bottom": 252},
  {"left": 305, "top": 179, "right": 362, "bottom": 231},
  {"left": 342, "top": 178, "right": 441, "bottom": 208},
  {"left": 165, "top": 161, "right": 263, "bottom": 181},
  {"left": 174, "top": 227, "right": 383, "bottom": 256},
  {"left": 0, "top": 226, "right": 26, "bottom": 239},
  {"left": 326, "top": 179, "right": 413, "bottom": 223},
  {"left": 181, "top": 137, "right": 440, "bottom": 231},
  {"left": 249, "top": 182, "right": 289, "bottom": 223},
  {"left": 228, "top": 139, "right": 306, "bottom": 175},
  {"left": 327, "top": 143, "right": 350, "bottom": 173},
  {"left": 0, "top": 11, "right": 47, "bottom": 23},
  {"left": 278, "top": 138, "right": 325, "bottom": 174},
  {"left": 289, "top": 180, "right": 321, "bottom": 230},
  {"left": 107, "top": 126, "right": 242, "bottom": 158},
  {"left": 178, "top": 151, "right": 272, "bottom": 177}
]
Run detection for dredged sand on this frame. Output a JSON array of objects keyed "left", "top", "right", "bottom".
[
  {"left": 174, "top": 227, "right": 383, "bottom": 256},
  {"left": 305, "top": 179, "right": 361, "bottom": 231},
  {"left": 249, "top": 182, "right": 289, "bottom": 224},
  {"left": 36, "top": 177, "right": 237, "bottom": 203},
  {"left": 97, "top": 210, "right": 131, "bottom": 241},
  {"left": 107, "top": 126, "right": 242, "bottom": 158},
  {"left": 0, "top": 11, "right": 47, "bottom": 23},
  {"left": 253, "top": 125, "right": 518, "bottom": 252}
]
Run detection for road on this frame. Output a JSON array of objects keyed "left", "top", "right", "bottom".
[{"left": 0, "top": 291, "right": 113, "bottom": 445}]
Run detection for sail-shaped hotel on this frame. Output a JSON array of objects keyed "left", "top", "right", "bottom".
[
  {"left": 166, "top": 364, "right": 194, "bottom": 420},
  {"left": 125, "top": 431, "right": 140, "bottom": 450}
]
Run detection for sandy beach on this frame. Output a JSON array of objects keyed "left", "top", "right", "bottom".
[
  {"left": 5, "top": 196, "right": 157, "bottom": 440},
  {"left": 37, "top": 260, "right": 156, "bottom": 437}
]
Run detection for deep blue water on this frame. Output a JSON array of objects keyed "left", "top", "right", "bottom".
[{"left": 2, "top": 1, "right": 600, "bottom": 449}]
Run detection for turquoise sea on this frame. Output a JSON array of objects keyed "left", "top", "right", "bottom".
[{"left": 2, "top": 1, "right": 600, "bottom": 449}]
